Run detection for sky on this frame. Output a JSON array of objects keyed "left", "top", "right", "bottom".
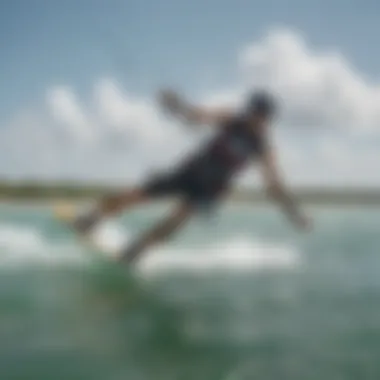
[{"left": 1, "top": 0, "right": 380, "bottom": 187}]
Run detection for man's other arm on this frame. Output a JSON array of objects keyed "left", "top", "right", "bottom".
[
  {"left": 157, "top": 89, "right": 233, "bottom": 126},
  {"left": 259, "top": 142, "right": 311, "bottom": 231}
]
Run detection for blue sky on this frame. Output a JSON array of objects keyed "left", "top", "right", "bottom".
[
  {"left": 1, "top": 0, "right": 380, "bottom": 121},
  {"left": 1, "top": 0, "right": 380, "bottom": 185}
]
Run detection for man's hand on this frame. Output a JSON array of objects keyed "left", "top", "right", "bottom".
[
  {"left": 157, "top": 89, "right": 184, "bottom": 115},
  {"left": 157, "top": 87, "right": 233, "bottom": 126},
  {"left": 261, "top": 145, "right": 312, "bottom": 233},
  {"left": 266, "top": 184, "right": 311, "bottom": 232},
  {"left": 292, "top": 210, "right": 313, "bottom": 232}
]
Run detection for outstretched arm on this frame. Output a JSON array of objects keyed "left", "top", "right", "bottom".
[
  {"left": 260, "top": 143, "right": 311, "bottom": 231},
  {"left": 157, "top": 89, "right": 233, "bottom": 126}
]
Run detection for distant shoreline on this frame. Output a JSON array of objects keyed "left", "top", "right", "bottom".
[{"left": 1, "top": 181, "right": 380, "bottom": 206}]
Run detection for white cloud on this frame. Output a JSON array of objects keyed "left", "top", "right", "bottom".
[
  {"left": 93, "top": 79, "right": 165, "bottom": 143},
  {"left": 240, "top": 29, "right": 380, "bottom": 134},
  {"left": 2, "top": 28, "right": 380, "bottom": 186},
  {"left": 48, "top": 87, "right": 96, "bottom": 144}
]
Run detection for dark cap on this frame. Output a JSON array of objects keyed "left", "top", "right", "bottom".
[{"left": 246, "top": 91, "right": 277, "bottom": 118}]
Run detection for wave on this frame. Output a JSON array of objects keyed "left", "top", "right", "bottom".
[
  {"left": 137, "top": 237, "right": 300, "bottom": 275},
  {"left": 0, "top": 223, "right": 301, "bottom": 275}
]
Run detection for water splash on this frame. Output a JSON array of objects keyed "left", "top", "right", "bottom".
[{"left": 0, "top": 223, "right": 300, "bottom": 275}]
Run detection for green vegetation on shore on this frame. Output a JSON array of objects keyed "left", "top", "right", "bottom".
[
  {"left": 0, "top": 180, "right": 110, "bottom": 200},
  {"left": 1, "top": 180, "right": 380, "bottom": 205}
]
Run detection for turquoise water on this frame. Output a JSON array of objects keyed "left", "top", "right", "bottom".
[{"left": 1, "top": 203, "right": 380, "bottom": 379}]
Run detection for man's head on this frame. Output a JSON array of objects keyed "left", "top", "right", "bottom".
[{"left": 245, "top": 91, "right": 277, "bottom": 125}]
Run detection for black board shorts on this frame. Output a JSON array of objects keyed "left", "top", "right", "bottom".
[{"left": 141, "top": 166, "right": 227, "bottom": 209}]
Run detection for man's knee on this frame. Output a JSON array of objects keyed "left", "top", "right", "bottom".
[
  {"left": 152, "top": 206, "right": 192, "bottom": 243},
  {"left": 149, "top": 220, "right": 176, "bottom": 243},
  {"left": 101, "top": 188, "right": 147, "bottom": 213}
]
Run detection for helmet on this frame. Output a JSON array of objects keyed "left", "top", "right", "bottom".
[{"left": 246, "top": 91, "right": 277, "bottom": 118}]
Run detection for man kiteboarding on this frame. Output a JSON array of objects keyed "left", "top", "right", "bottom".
[{"left": 72, "top": 89, "right": 311, "bottom": 263}]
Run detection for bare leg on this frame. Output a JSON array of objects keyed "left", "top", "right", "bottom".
[
  {"left": 97, "top": 188, "right": 147, "bottom": 216},
  {"left": 75, "top": 188, "right": 148, "bottom": 233},
  {"left": 119, "top": 201, "right": 194, "bottom": 264}
]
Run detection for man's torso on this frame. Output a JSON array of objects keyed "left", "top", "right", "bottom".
[{"left": 179, "top": 115, "right": 266, "bottom": 191}]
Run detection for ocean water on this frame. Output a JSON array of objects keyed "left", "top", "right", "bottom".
[{"left": 1, "top": 202, "right": 380, "bottom": 380}]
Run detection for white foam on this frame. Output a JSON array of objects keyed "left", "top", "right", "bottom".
[
  {"left": 89, "top": 221, "right": 130, "bottom": 257},
  {"left": 137, "top": 236, "right": 300, "bottom": 276},
  {"left": 87, "top": 224, "right": 300, "bottom": 275},
  {"left": 0, "top": 224, "right": 85, "bottom": 266},
  {"left": 0, "top": 223, "right": 300, "bottom": 274},
  {"left": 0, "top": 224, "right": 44, "bottom": 252}
]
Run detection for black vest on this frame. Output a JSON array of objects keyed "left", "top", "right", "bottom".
[{"left": 186, "top": 116, "right": 266, "bottom": 189}]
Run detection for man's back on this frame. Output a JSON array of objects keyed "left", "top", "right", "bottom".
[{"left": 181, "top": 115, "right": 266, "bottom": 182}]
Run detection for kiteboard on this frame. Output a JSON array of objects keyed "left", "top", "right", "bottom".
[{"left": 52, "top": 202, "right": 122, "bottom": 260}]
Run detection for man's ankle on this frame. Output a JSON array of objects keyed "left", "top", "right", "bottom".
[{"left": 74, "top": 208, "right": 102, "bottom": 233}]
